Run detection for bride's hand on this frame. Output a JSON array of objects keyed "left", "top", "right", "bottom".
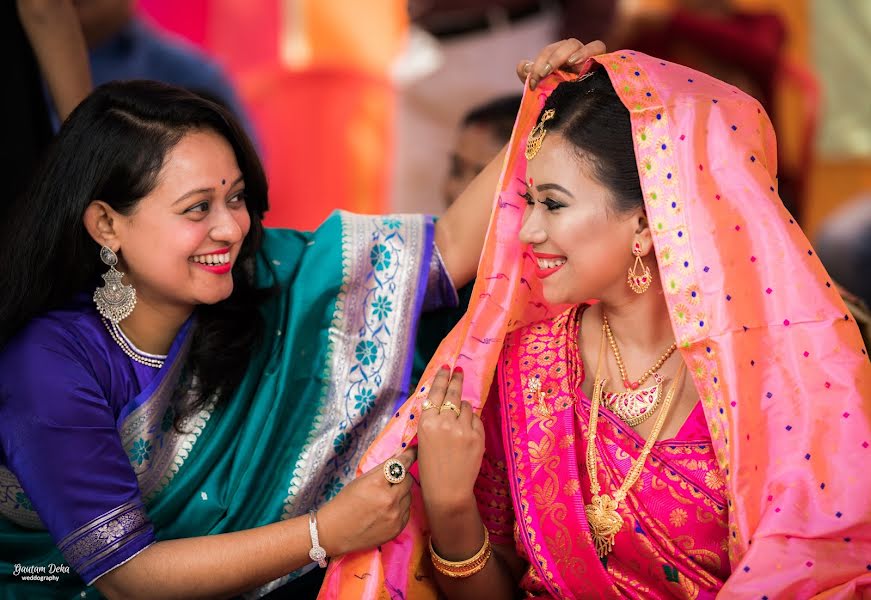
[
  {"left": 417, "top": 366, "right": 485, "bottom": 515},
  {"left": 516, "top": 38, "right": 608, "bottom": 90}
]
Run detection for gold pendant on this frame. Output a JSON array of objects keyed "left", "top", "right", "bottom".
[
  {"left": 602, "top": 375, "right": 663, "bottom": 426},
  {"left": 584, "top": 494, "right": 624, "bottom": 558}
]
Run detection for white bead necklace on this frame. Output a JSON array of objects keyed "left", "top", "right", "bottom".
[{"left": 102, "top": 318, "right": 166, "bottom": 369}]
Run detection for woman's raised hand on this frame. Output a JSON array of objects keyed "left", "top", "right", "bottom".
[
  {"left": 417, "top": 366, "right": 485, "bottom": 515},
  {"left": 516, "top": 38, "right": 608, "bottom": 90},
  {"left": 316, "top": 446, "right": 417, "bottom": 556}
]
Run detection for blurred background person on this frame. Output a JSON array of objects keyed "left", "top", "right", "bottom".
[
  {"left": 73, "top": 0, "right": 255, "bottom": 137},
  {"left": 815, "top": 193, "right": 871, "bottom": 307},
  {"left": 815, "top": 193, "right": 871, "bottom": 347},
  {"left": 444, "top": 94, "right": 521, "bottom": 207},
  {"left": 414, "top": 93, "right": 522, "bottom": 384},
  {"left": 393, "top": 0, "right": 617, "bottom": 215},
  {"left": 5, "top": 0, "right": 91, "bottom": 220},
  {"left": 808, "top": 0, "right": 871, "bottom": 338}
]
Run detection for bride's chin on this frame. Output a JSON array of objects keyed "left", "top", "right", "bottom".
[{"left": 541, "top": 285, "right": 569, "bottom": 306}]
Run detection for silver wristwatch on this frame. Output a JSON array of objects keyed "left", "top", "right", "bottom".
[{"left": 308, "top": 509, "right": 328, "bottom": 568}]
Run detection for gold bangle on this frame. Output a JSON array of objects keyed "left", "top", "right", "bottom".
[{"left": 429, "top": 526, "right": 492, "bottom": 578}]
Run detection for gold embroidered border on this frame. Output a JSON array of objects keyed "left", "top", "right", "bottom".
[
  {"left": 57, "top": 500, "right": 152, "bottom": 575},
  {"left": 116, "top": 331, "right": 215, "bottom": 502}
]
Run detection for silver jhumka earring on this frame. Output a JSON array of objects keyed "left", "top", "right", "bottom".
[{"left": 93, "top": 246, "right": 136, "bottom": 323}]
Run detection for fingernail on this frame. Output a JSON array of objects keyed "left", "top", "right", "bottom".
[
  {"left": 529, "top": 77, "right": 538, "bottom": 90},
  {"left": 440, "top": 364, "right": 450, "bottom": 371},
  {"left": 454, "top": 366, "right": 464, "bottom": 374},
  {"left": 522, "top": 61, "right": 533, "bottom": 74},
  {"left": 567, "top": 54, "right": 580, "bottom": 65},
  {"left": 541, "top": 63, "right": 552, "bottom": 76}
]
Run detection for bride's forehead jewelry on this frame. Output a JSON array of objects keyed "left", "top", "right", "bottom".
[
  {"left": 525, "top": 108, "right": 555, "bottom": 160},
  {"left": 525, "top": 70, "right": 599, "bottom": 160}
]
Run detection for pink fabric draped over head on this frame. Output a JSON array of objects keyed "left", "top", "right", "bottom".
[{"left": 319, "top": 51, "right": 871, "bottom": 599}]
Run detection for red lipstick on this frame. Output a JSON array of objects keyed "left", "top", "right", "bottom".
[{"left": 532, "top": 251, "right": 567, "bottom": 279}]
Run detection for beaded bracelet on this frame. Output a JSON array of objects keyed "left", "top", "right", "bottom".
[{"left": 429, "top": 525, "right": 492, "bottom": 578}]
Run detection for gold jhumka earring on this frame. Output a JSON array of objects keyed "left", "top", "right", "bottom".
[{"left": 627, "top": 242, "right": 652, "bottom": 294}]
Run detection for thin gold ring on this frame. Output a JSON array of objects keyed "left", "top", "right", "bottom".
[{"left": 440, "top": 401, "right": 461, "bottom": 417}]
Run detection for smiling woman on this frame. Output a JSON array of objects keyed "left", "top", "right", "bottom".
[
  {"left": 0, "top": 81, "right": 438, "bottom": 599},
  {"left": 0, "top": 36, "right": 608, "bottom": 600},
  {"left": 411, "top": 55, "right": 871, "bottom": 600}
]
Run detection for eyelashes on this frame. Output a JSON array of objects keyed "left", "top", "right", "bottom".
[
  {"left": 522, "top": 192, "right": 563, "bottom": 211},
  {"left": 184, "top": 191, "right": 247, "bottom": 214}
]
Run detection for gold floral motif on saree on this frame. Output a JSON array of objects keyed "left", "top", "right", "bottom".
[{"left": 503, "top": 309, "right": 621, "bottom": 599}]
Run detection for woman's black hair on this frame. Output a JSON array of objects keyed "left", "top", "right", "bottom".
[
  {"left": 0, "top": 80, "right": 272, "bottom": 424},
  {"left": 536, "top": 68, "right": 643, "bottom": 213}
]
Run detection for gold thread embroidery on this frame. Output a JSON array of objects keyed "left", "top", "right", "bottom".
[{"left": 58, "top": 501, "right": 151, "bottom": 573}]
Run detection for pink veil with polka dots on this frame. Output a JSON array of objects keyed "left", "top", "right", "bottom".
[
  {"left": 319, "top": 52, "right": 871, "bottom": 599},
  {"left": 601, "top": 51, "right": 871, "bottom": 597}
]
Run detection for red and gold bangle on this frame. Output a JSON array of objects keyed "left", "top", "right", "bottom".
[{"left": 429, "top": 526, "right": 492, "bottom": 578}]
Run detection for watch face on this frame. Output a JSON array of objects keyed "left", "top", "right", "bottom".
[{"left": 309, "top": 547, "right": 327, "bottom": 562}]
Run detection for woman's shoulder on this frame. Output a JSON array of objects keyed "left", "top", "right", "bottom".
[{"left": 0, "top": 295, "right": 105, "bottom": 380}]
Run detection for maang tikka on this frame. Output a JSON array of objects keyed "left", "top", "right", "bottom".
[
  {"left": 525, "top": 108, "right": 555, "bottom": 160},
  {"left": 93, "top": 246, "right": 136, "bottom": 323}
]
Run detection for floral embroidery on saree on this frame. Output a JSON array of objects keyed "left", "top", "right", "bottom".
[
  {"left": 501, "top": 309, "right": 617, "bottom": 599},
  {"left": 57, "top": 500, "right": 152, "bottom": 580},
  {"left": 0, "top": 466, "right": 43, "bottom": 529},
  {"left": 117, "top": 331, "right": 216, "bottom": 502},
  {"left": 281, "top": 213, "right": 432, "bottom": 519},
  {"left": 499, "top": 305, "right": 729, "bottom": 598}
]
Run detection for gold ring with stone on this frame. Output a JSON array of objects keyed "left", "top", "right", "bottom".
[
  {"left": 422, "top": 399, "right": 439, "bottom": 411},
  {"left": 439, "top": 401, "right": 461, "bottom": 417},
  {"left": 383, "top": 458, "right": 406, "bottom": 484}
]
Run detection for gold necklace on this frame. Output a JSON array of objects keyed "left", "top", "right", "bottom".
[
  {"left": 603, "top": 316, "right": 676, "bottom": 390},
  {"left": 601, "top": 316, "right": 676, "bottom": 426},
  {"left": 584, "top": 323, "right": 686, "bottom": 558}
]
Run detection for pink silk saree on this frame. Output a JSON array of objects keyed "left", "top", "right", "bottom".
[
  {"left": 476, "top": 304, "right": 730, "bottom": 598},
  {"left": 319, "top": 51, "right": 871, "bottom": 599}
]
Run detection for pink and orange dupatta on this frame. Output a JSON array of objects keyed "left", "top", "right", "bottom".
[{"left": 319, "top": 52, "right": 871, "bottom": 599}]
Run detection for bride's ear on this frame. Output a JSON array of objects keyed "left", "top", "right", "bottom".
[{"left": 633, "top": 211, "right": 653, "bottom": 257}]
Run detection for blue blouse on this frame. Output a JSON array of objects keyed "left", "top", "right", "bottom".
[
  {"left": 0, "top": 242, "right": 457, "bottom": 587},
  {"left": 0, "top": 295, "right": 159, "bottom": 584}
]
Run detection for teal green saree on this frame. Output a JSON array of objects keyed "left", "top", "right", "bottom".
[{"left": 0, "top": 211, "right": 453, "bottom": 598}]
